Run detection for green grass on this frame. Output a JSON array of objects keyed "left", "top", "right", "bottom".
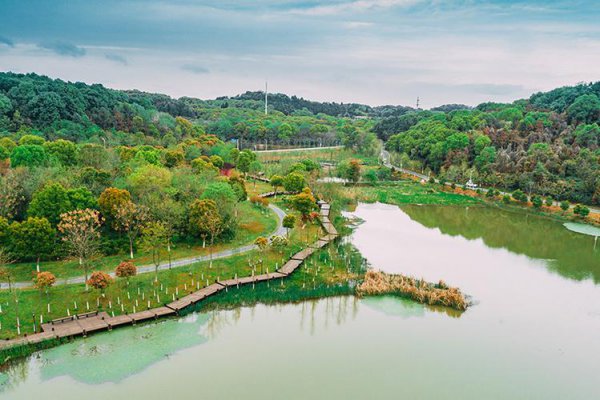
[
  {"left": 0, "top": 208, "right": 324, "bottom": 340},
  {"left": 357, "top": 182, "right": 481, "bottom": 206},
  {"left": 314, "top": 180, "right": 480, "bottom": 213},
  {"left": 6, "top": 201, "right": 278, "bottom": 282}
]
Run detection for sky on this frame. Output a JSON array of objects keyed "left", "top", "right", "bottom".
[{"left": 0, "top": 0, "right": 599, "bottom": 108}]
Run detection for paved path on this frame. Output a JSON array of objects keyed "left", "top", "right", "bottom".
[
  {"left": 381, "top": 149, "right": 600, "bottom": 215},
  {"left": 0, "top": 200, "right": 338, "bottom": 350},
  {"left": 1, "top": 203, "right": 287, "bottom": 290}
]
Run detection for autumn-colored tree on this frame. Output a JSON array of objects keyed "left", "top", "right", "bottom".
[
  {"left": 189, "top": 199, "right": 223, "bottom": 268},
  {"left": 249, "top": 195, "right": 269, "bottom": 208},
  {"left": 87, "top": 271, "right": 113, "bottom": 294},
  {"left": 282, "top": 214, "right": 296, "bottom": 238},
  {"left": 34, "top": 271, "right": 56, "bottom": 294},
  {"left": 98, "top": 187, "right": 131, "bottom": 220},
  {"left": 347, "top": 159, "right": 361, "bottom": 184},
  {"left": 254, "top": 236, "right": 269, "bottom": 272},
  {"left": 0, "top": 171, "right": 23, "bottom": 220},
  {"left": 114, "top": 201, "right": 149, "bottom": 259},
  {"left": 291, "top": 188, "right": 317, "bottom": 226},
  {"left": 58, "top": 209, "right": 103, "bottom": 291},
  {"left": 115, "top": 261, "right": 137, "bottom": 286},
  {"left": 140, "top": 221, "right": 168, "bottom": 282}
]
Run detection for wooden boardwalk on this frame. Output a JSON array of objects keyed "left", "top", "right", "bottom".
[{"left": 0, "top": 199, "right": 337, "bottom": 350}]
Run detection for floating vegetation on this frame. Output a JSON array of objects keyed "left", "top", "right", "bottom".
[{"left": 356, "top": 270, "right": 469, "bottom": 311}]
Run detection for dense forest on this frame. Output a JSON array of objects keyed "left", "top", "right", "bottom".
[
  {"left": 380, "top": 83, "right": 600, "bottom": 204},
  {"left": 0, "top": 72, "right": 376, "bottom": 149},
  {"left": 0, "top": 72, "right": 598, "bottom": 204}
]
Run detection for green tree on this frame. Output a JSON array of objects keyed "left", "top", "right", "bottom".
[
  {"left": 43, "top": 139, "right": 78, "bottom": 165},
  {"left": 189, "top": 199, "right": 222, "bottom": 268},
  {"left": 283, "top": 172, "right": 306, "bottom": 192},
  {"left": 364, "top": 169, "right": 378, "bottom": 185},
  {"left": 201, "top": 182, "right": 238, "bottom": 230},
  {"left": 573, "top": 204, "right": 590, "bottom": 218},
  {"left": 10, "top": 145, "right": 48, "bottom": 168},
  {"left": 19, "top": 134, "right": 46, "bottom": 146},
  {"left": 28, "top": 183, "right": 71, "bottom": 225},
  {"left": 567, "top": 94, "right": 600, "bottom": 124},
  {"left": 560, "top": 201, "right": 570, "bottom": 212},
  {"left": 512, "top": 190, "right": 527, "bottom": 203},
  {"left": 236, "top": 150, "right": 255, "bottom": 176},
  {"left": 270, "top": 175, "right": 283, "bottom": 194},
  {"left": 140, "top": 221, "right": 168, "bottom": 282},
  {"left": 282, "top": 214, "right": 296, "bottom": 238},
  {"left": 9, "top": 217, "right": 55, "bottom": 271},
  {"left": 531, "top": 195, "right": 543, "bottom": 209}
]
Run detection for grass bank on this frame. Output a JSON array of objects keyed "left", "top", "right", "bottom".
[
  {"left": 6, "top": 201, "right": 279, "bottom": 283},
  {"left": 0, "top": 201, "right": 317, "bottom": 340}
]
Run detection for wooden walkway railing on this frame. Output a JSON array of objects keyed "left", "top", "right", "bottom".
[{"left": 0, "top": 197, "right": 337, "bottom": 350}]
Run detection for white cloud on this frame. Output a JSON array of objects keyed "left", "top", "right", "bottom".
[
  {"left": 289, "top": 0, "right": 423, "bottom": 16},
  {"left": 343, "top": 21, "right": 375, "bottom": 29}
]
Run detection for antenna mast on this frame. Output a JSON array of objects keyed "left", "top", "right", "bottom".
[
  {"left": 265, "top": 81, "right": 268, "bottom": 115},
  {"left": 416, "top": 96, "right": 420, "bottom": 109}
]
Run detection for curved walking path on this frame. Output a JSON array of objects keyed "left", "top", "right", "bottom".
[
  {"left": 381, "top": 149, "right": 600, "bottom": 215},
  {"left": 1, "top": 203, "right": 287, "bottom": 290},
  {"left": 0, "top": 197, "right": 338, "bottom": 351}
]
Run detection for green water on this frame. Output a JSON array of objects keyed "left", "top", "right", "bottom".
[{"left": 1, "top": 203, "right": 599, "bottom": 399}]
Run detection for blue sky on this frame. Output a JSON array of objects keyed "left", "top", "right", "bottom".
[{"left": 0, "top": 0, "right": 598, "bottom": 108}]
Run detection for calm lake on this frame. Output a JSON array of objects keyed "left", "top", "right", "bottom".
[{"left": 1, "top": 203, "right": 599, "bottom": 399}]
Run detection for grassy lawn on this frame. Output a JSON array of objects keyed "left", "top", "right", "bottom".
[
  {"left": 315, "top": 180, "right": 481, "bottom": 211},
  {"left": 6, "top": 200, "right": 279, "bottom": 283},
  {"left": 0, "top": 202, "right": 324, "bottom": 339},
  {"left": 355, "top": 181, "right": 482, "bottom": 206}
]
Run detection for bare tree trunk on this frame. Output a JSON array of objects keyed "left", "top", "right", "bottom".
[
  {"left": 168, "top": 240, "right": 172, "bottom": 269},
  {"left": 209, "top": 236, "right": 214, "bottom": 268},
  {"left": 81, "top": 257, "right": 89, "bottom": 291},
  {"left": 129, "top": 236, "right": 134, "bottom": 259},
  {"left": 36, "top": 256, "right": 40, "bottom": 273}
]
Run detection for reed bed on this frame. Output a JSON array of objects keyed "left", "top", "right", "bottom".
[{"left": 356, "top": 270, "right": 469, "bottom": 311}]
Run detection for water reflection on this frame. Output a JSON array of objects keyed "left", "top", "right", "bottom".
[
  {"left": 39, "top": 314, "right": 211, "bottom": 384},
  {"left": 0, "top": 294, "right": 438, "bottom": 396},
  {"left": 401, "top": 204, "right": 600, "bottom": 283}
]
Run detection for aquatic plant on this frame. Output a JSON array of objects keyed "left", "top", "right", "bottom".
[{"left": 356, "top": 270, "right": 469, "bottom": 311}]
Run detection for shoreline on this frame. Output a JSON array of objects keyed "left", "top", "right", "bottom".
[{"left": 0, "top": 195, "right": 340, "bottom": 364}]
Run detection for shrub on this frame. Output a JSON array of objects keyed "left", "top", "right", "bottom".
[
  {"left": 115, "top": 261, "right": 137, "bottom": 283},
  {"left": 512, "top": 189, "right": 527, "bottom": 203},
  {"left": 87, "top": 271, "right": 113, "bottom": 291},
  {"left": 34, "top": 271, "right": 56, "bottom": 293},
  {"left": 573, "top": 204, "right": 590, "bottom": 218}
]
